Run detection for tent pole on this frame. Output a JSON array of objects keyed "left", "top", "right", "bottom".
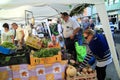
[{"left": 95, "top": 3, "right": 120, "bottom": 79}]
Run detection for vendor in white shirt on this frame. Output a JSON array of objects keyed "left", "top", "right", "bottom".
[
  {"left": 11, "top": 23, "right": 25, "bottom": 48},
  {"left": 60, "top": 12, "right": 81, "bottom": 60}
]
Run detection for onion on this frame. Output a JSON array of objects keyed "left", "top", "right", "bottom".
[
  {"left": 88, "top": 68, "right": 92, "bottom": 72},
  {"left": 77, "top": 72, "right": 81, "bottom": 76},
  {"left": 82, "top": 68, "right": 87, "bottom": 74},
  {"left": 88, "top": 68, "right": 93, "bottom": 74},
  {"left": 70, "top": 60, "right": 75, "bottom": 64}
]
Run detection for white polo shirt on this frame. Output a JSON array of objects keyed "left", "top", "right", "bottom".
[
  {"left": 16, "top": 27, "right": 23, "bottom": 40},
  {"left": 62, "top": 17, "right": 80, "bottom": 38}
]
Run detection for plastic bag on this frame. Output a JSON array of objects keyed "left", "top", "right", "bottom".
[{"left": 75, "top": 42, "right": 86, "bottom": 62}]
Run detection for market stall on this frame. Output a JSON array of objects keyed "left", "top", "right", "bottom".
[
  {"left": 0, "top": 33, "right": 97, "bottom": 80},
  {"left": 0, "top": 0, "right": 120, "bottom": 79}
]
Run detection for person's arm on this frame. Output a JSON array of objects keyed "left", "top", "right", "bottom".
[
  {"left": 79, "top": 51, "right": 93, "bottom": 69},
  {"left": 70, "top": 19, "right": 81, "bottom": 39},
  {"left": 20, "top": 30, "right": 25, "bottom": 43},
  {"left": 11, "top": 35, "right": 14, "bottom": 43},
  {"left": 1, "top": 33, "right": 4, "bottom": 43},
  {"left": 70, "top": 27, "right": 80, "bottom": 39},
  {"left": 57, "top": 24, "right": 63, "bottom": 37},
  {"left": 73, "top": 27, "right": 80, "bottom": 35},
  {"left": 10, "top": 31, "right": 14, "bottom": 43}
]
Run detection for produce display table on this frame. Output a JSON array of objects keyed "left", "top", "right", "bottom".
[{"left": 0, "top": 61, "right": 67, "bottom": 80}]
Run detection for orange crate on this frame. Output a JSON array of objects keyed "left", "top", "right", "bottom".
[
  {"left": 30, "top": 53, "right": 62, "bottom": 66},
  {"left": 30, "top": 55, "right": 45, "bottom": 66},
  {"left": 45, "top": 56, "right": 55, "bottom": 64},
  {"left": 45, "top": 53, "right": 61, "bottom": 64},
  {"left": 54, "top": 53, "right": 61, "bottom": 62}
]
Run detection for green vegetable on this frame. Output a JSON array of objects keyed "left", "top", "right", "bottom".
[
  {"left": 1, "top": 42, "right": 16, "bottom": 49},
  {"left": 41, "top": 38, "right": 49, "bottom": 48},
  {"left": 33, "top": 48, "right": 60, "bottom": 58}
]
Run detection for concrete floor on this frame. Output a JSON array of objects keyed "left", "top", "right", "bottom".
[{"left": 106, "top": 33, "right": 120, "bottom": 80}]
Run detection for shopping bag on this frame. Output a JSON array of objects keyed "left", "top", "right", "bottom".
[{"left": 75, "top": 42, "right": 86, "bottom": 62}]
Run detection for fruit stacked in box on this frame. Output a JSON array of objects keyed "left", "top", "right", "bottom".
[
  {"left": 48, "top": 42, "right": 60, "bottom": 48},
  {"left": 66, "top": 65, "right": 97, "bottom": 80},
  {"left": 30, "top": 48, "right": 61, "bottom": 65}
]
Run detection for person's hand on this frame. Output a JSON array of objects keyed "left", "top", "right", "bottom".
[
  {"left": 19, "top": 41, "right": 23, "bottom": 45},
  {"left": 19, "top": 39, "right": 23, "bottom": 45},
  {"left": 70, "top": 34, "right": 75, "bottom": 39}
]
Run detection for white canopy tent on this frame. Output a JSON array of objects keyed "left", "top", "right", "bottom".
[
  {"left": 0, "top": 3, "right": 74, "bottom": 23},
  {"left": 0, "top": 0, "right": 120, "bottom": 78}
]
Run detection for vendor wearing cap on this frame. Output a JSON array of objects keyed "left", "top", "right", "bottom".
[{"left": 60, "top": 12, "right": 80, "bottom": 60}]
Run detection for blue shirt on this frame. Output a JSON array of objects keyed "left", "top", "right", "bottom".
[{"left": 89, "top": 33, "right": 109, "bottom": 58}]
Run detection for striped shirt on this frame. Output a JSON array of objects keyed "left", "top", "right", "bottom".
[
  {"left": 79, "top": 33, "right": 112, "bottom": 68},
  {"left": 79, "top": 50, "right": 112, "bottom": 68}
]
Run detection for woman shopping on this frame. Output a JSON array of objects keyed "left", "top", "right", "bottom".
[
  {"left": 1, "top": 23, "right": 14, "bottom": 43},
  {"left": 79, "top": 29, "right": 112, "bottom": 80}
]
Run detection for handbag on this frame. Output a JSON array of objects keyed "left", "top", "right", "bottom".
[{"left": 75, "top": 42, "right": 86, "bottom": 62}]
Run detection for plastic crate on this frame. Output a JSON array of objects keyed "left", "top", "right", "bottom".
[
  {"left": 26, "top": 35, "right": 42, "bottom": 49},
  {"left": 30, "top": 53, "right": 62, "bottom": 66},
  {"left": 0, "top": 46, "right": 11, "bottom": 54},
  {"left": 0, "top": 48, "right": 30, "bottom": 67}
]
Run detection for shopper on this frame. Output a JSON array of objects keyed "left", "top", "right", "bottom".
[
  {"left": 31, "top": 24, "right": 38, "bottom": 36},
  {"left": 89, "top": 19, "right": 95, "bottom": 30},
  {"left": 57, "top": 20, "right": 64, "bottom": 49},
  {"left": 11, "top": 23, "right": 25, "bottom": 49},
  {"left": 82, "top": 17, "right": 90, "bottom": 30},
  {"left": 79, "top": 29, "right": 112, "bottom": 80},
  {"left": 60, "top": 12, "right": 80, "bottom": 60},
  {"left": 1, "top": 23, "right": 14, "bottom": 43}
]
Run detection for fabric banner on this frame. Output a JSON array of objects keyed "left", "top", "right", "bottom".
[
  {"left": 0, "top": 66, "right": 12, "bottom": 80},
  {"left": 0, "top": 61, "right": 67, "bottom": 80}
]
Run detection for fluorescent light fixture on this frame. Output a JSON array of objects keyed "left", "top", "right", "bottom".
[{"left": 0, "top": 0, "right": 10, "bottom": 4}]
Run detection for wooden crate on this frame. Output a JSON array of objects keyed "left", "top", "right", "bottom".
[
  {"left": 30, "top": 53, "right": 62, "bottom": 66},
  {"left": 26, "top": 35, "right": 42, "bottom": 49},
  {"left": 67, "top": 71, "right": 97, "bottom": 80}
]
